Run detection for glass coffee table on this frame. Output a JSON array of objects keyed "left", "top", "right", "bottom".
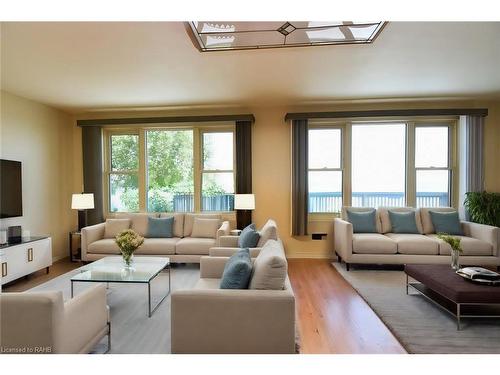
[{"left": 71, "top": 256, "right": 170, "bottom": 317}]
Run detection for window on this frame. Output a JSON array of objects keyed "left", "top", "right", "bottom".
[
  {"left": 415, "top": 126, "right": 450, "bottom": 207},
  {"left": 108, "top": 134, "right": 139, "bottom": 212},
  {"left": 351, "top": 123, "right": 406, "bottom": 208},
  {"left": 308, "top": 128, "right": 342, "bottom": 213},
  {"left": 146, "top": 129, "right": 194, "bottom": 212},
  {"left": 201, "top": 131, "right": 235, "bottom": 211}
]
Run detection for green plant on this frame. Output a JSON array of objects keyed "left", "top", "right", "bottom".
[
  {"left": 437, "top": 233, "right": 463, "bottom": 253},
  {"left": 115, "top": 229, "right": 144, "bottom": 266},
  {"left": 464, "top": 191, "right": 500, "bottom": 227}
]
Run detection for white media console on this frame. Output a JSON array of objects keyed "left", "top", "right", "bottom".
[{"left": 0, "top": 236, "right": 52, "bottom": 285}]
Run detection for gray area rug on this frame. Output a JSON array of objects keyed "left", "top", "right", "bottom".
[
  {"left": 30, "top": 264, "right": 199, "bottom": 354},
  {"left": 332, "top": 262, "right": 500, "bottom": 354}
]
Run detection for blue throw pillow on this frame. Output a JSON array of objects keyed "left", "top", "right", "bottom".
[
  {"left": 388, "top": 211, "right": 419, "bottom": 234},
  {"left": 346, "top": 209, "right": 377, "bottom": 233},
  {"left": 220, "top": 248, "right": 253, "bottom": 289},
  {"left": 429, "top": 211, "right": 463, "bottom": 235},
  {"left": 238, "top": 223, "right": 260, "bottom": 248},
  {"left": 147, "top": 216, "right": 174, "bottom": 238}
]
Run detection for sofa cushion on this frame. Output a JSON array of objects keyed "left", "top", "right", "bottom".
[
  {"left": 146, "top": 216, "right": 174, "bottom": 238},
  {"left": 429, "top": 211, "right": 463, "bottom": 235},
  {"left": 104, "top": 219, "right": 131, "bottom": 239},
  {"left": 220, "top": 248, "right": 253, "bottom": 289},
  {"left": 342, "top": 206, "right": 382, "bottom": 233},
  {"left": 134, "top": 238, "right": 179, "bottom": 255},
  {"left": 379, "top": 207, "right": 423, "bottom": 234},
  {"left": 115, "top": 213, "right": 158, "bottom": 237},
  {"left": 88, "top": 239, "right": 121, "bottom": 254},
  {"left": 388, "top": 211, "right": 419, "bottom": 234},
  {"left": 249, "top": 240, "right": 287, "bottom": 290},
  {"left": 175, "top": 237, "right": 216, "bottom": 255},
  {"left": 183, "top": 214, "right": 221, "bottom": 237},
  {"left": 426, "top": 234, "right": 493, "bottom": 256},
  {"left": 352, "top": 233, "right": 397, "bottom": 254},
  {"left": 346, "top": 209, "right": 378, "bottom": 233},
  {"left": 257, "top": 219, "right": 278, "bottom": 247},
  {"left": 419, "top": 207, "right": 458, "bottom": 234},
  {"left": 239, "top": 223, "right": 261, "bottom": 248},
  {"left": 384, "top": 233, "right": 439, "bottom": 255},
  {"left": 191, "top": 218, "right": 221, "bottom": 239},
  {"left": 159, "top": 213, "right": 184, "bottom": 238}
]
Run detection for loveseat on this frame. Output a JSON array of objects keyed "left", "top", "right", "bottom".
[
  {"left": 81, "top": 213, "right": 229, "bottom": 263},
  {"left": 334, "top": 206, "right": 500, "bottom": 270}
]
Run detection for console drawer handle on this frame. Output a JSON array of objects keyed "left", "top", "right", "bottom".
[
  {"left": 27, "top": 248, "right": 34, "bottom": 262},
  {"left": 1, "top": 262, "right": 7, "bottom": 277}
]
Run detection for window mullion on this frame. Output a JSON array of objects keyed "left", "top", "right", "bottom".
[
  {"left": 138, "top": 129, "right": 146, "bottom": 212},
  {"left": 406, "top": 122, "right": 416, "bottom": 207},
  {"left": 193, "top": 127, "right": 201, "bottom": 212}
]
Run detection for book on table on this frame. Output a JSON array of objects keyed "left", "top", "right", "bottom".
[{"left": 457, "top": 267, "right": 500, "bottom": 281}]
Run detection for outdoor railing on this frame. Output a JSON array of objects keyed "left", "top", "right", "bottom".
[{"left": 173, "top": 194, "right": 234, "bottom": 212}]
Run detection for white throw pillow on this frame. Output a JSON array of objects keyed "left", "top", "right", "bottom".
[
  {"left": 257, "top": 219, "right": 278, "bottom": 247},
  {"left": 190, "top": 218, "right": 221, "bottom": 239},
  {"left": 249, "top": 239, "right": 287, "bottom": 290},
  {"left": 104, "top": 219, "right": 131, "bottom": 238}
]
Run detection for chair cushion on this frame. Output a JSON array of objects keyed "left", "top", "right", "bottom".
[
  {"left": 249, "top": 240, "right": 287, "bottom": 290},
  {"left": 429, "top": 211, "right": 463, "bottom": 235},
  {"left": 346, "top": 209, "right": 378, "bottom": 233},
  {"left": 88, "top": 239, "right": 121, "bottom": 254},
  {"left": 183, "top": 214, "right": 221, "bottom": 237},
  {"left": 257, "top": 219, "right": 278, "bottom": 247},
  {"left": 388, "top": 211, "right": 420, "bottom": 234},
  {"left": 103, "top": 219, "right": 130, "bottom": 239},
  {"left": 379, "top": 207, "right": 423, "bottom": 234},
  {"left": 352, "top": 234, "right": 397, "bottom": 254},
  {"left": 134, "top": 238, "right": 179, "bottom": 255},
  {"left": 175, "top": 237, "right": 216, "bottom": 255},
  {"left": 426, "top": 234, "right": 493, "bottom": 256},
  {"left": 146, "top": 216, "right": 174, "bottom": 238},
  {"left": 419, "top": 207, "right": 458, "bottom": 234},
  {"left": 239, "top": 223, "right": 260, "bottom": 248},
  {"left": 385, "top": 233, "right": 439, "bottom": 255},
  {"left": 159, "top": 213, "right": 185, "bottom": 238},
  {"left": 220, "top": 248, "right": 253, "bottom": 289},
  {"left": 191, "top": 218, "right": 221, "bottom": 239},
  {"left": 114, "top": 213, "right": 158, "bottom": 237}
]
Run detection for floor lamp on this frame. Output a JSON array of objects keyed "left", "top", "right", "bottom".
[
  {"left": 72, "top": 193, "right": 95, "bottom": 232},
  {"left": 234, "top": 194, "right": 255, "bottom": 229}
]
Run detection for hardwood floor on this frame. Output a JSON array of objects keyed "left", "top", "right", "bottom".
[{"left": 2, "top": 257, "right": 406, "bottom": 354}]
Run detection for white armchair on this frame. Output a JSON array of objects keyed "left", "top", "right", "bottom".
[{"left": 0, "top": 285, "right": 110, "bottom": 354}]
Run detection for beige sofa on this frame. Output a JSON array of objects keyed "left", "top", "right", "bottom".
[
  {"left": 334, "top": 206, "right": 500, "bottom": 270},
  {"left": 209, "top": 219, "right": 279, "bottom": 257},
  {"left": 0, "top": 285, "right": 110, "bottom": 354},
  {"left": 82, "top": 213, "right": 230, "bottom": 263},
  {"left": 171, "top": 239, "right": 296, "bottom": 354}
]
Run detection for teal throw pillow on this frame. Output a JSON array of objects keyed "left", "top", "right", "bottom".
[
  {"left": 388, "top": 211, "right": 419, "bottom": 234},
  {"left": 346, "top": 209, "right": 378, "bottom": 233},
  {"left": 429, "top": 211, "right": 463, "bottom": 235},
  {"left": 147, "top": 216, "right": 174, "bottom": 238},
  {"left": 238, "top": 223, "right": 260, "bottom": 248},
  {"left": 220, "top": 248, "right": 253, "bottom": 289}
]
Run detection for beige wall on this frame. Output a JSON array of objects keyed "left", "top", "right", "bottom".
[{"left": 0, "top": 91, "right": 80, "bottom": 261}]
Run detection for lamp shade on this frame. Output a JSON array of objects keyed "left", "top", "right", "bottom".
[
  {"left": 234, "top": 194, "right": 255, "bottom": 210},
  {"left": 71, "top": 193, "right": 95, "bottom": 210}
]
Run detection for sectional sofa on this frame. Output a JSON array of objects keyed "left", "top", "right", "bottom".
[
  {"left": 334, "top": 206, "right": 500, "bottom": 270},
  {"left": 81, "top": 213, "right": 230, "bottom": 263}
]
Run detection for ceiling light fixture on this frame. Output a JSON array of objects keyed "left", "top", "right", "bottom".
[{"left": 187, "top": 21, "right": 386, "bottom": 52}]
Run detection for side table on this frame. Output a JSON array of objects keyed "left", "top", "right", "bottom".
[
  {"left": 69, "top": 231, "right": 82, "bottom": 262},
  {"left": 230, "top": 229, "right": 242, "bottom": 236}
]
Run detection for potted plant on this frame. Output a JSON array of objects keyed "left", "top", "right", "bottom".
[
  {"left": 464, "top": 191, "right": 500, "bottom": 227},
  {"left": 115, "top": 229, "right": 144, "bottom": 268},
  {"left": 437, "top": 233, "right": 463, "bottom": 271}
]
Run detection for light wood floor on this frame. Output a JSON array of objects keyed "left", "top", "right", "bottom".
[{"left": 3, "top": 257, "right": 406, "bottom": 354}]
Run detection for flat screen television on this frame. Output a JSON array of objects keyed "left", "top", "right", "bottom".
[{"left": 0, "top": 159, "right": 23, "bottom": 218}]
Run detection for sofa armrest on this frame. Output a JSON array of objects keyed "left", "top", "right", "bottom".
[
  {"left": 199, "top": 256, "right": 229, "bottom": 278},
  {"left": 334, "top": 218, "right": 353, "bottom": 261},
  {"left": 209, "top": 247, "right": 261, "bottom": 258},
  {"left": 461, "top": 221, "right": 500, "bottom": 256},
  {"left": 218, "top": 235, "right": 239, "bottom": 247},
  {"left": 81, "top": 223, "right": 105, "bottom": 260},
  {"left": 171, "top": 283, "right": 295, "bottom": 353},
  {"left": 216, "top": 221, "right": 231, "bottom": 245},
  {"left": 60, "top": 285, "right": 109, "bottom": 353}
]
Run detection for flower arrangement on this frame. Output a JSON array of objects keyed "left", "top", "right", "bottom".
[
  {"left": 437, "top": 233, "right": 463, "bottom": 270},
  {"left": 115, "top": 229, "right": 144, "bottom": 267}
]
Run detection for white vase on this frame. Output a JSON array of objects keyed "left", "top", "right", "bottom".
[{"left": 451, "top": 250, "right": 460, "bottom": 271}]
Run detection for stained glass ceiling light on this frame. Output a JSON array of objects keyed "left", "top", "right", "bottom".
[{"left": 187, "top": 21, "right": 386, "bottom": 52}]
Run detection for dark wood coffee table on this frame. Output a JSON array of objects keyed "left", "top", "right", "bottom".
[{"left": 405, "top": 264, "right": 500, "bottom": 330}]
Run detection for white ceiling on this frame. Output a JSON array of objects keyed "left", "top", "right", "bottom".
[{"left": 1, "top": 22, "right": 500, "bottom": 113}]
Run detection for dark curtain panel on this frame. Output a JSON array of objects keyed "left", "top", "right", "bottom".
[
  {"left": 292, "top": 119, "right": 308, "bottom": 236},
  {"left": 82, "top": 126, "right": 104, "bottom": 225},
  {"left": 235, "top": 120, "right": 253, "bottom": 229}
]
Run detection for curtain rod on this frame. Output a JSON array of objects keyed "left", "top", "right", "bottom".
[
  {"left": 77, "top": 114, "right": 255, "bottom": 127},
  {"left": 284, "top": 108, "right": 488, "bottom": 121}
]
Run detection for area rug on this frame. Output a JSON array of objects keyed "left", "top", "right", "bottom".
[
  {"left": 29, "top": 264, "right": 199, "bottom": 354},
  {"left": 332, "top": 262, "right": 500, "bottom": 354}
]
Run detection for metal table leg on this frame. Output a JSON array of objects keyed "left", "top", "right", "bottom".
[
  {"left": 71, "top": 280, "right": 74, "bottom": 298},
  {"left": 457, "top": 303, "right": 461, "bottom": 330}
]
